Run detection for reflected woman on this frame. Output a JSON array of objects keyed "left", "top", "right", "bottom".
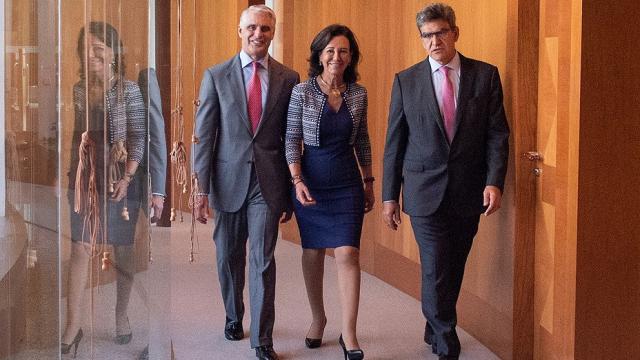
[
  {"left": 285, "top": 24, "right": 374, "bottom": 360},
  {"left": 62, "top": 21, "right": 145, "bottom": 357}
]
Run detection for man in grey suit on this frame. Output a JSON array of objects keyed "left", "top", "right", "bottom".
[
  {"left": 192, "top": 5, "right": 299, "bottom": 360},
  {"left": 382, "top": 3, "right": 510, "bottom": 359},
  {"left": 137, "top": 67, "right": 168, "bottom": 360},
  {"left": 138, "top": 68, "right": 167, "bottom": 223}
]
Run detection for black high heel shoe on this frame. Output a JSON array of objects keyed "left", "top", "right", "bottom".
[
  {"left": 304, "top": 318, "right": 326, "bottom": 349},
  {"left": 339, "top": 334, "right": 364, "bottom": 360},
  {"left": 61, "top": 328, "right": 83, "bottom": 358}
]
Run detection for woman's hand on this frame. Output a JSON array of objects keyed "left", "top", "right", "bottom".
[
  {"left": 110, "top": 178, "right": 129, "bottom": 202},
  {"left": 295, "top": 181, "right": 316, "bottom": 206},
  {"left": 364, "top": 182, "right": 375, "bottom": 213}
]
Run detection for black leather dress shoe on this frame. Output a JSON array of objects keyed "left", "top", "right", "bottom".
[
  {"left": 255, "top": 345, "right": 279, "bottom": 360},
  {"left": 424, "top": 322, "right": 432, "bottom": 345},
  {"left": 224, "top": 321, "right": 244, "bottom": 341},
  {"left": 438, "top": 356, "right": 459, "bottom": 360},
  {"left": 305, "top": 337, "right": 322, "bottom": 348}
]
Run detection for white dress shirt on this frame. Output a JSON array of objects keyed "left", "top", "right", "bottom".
[{"left": 429, "top": 52, "right": 461, "bottom": 116}]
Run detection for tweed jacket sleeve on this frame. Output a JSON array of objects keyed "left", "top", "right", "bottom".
[
  {"left": 285, "top": 82, "right": 304, "bottom": 164},
  {"left": 350, "top": 85, "right": 371, "bottom": 167},
  {"left": 123, "top": 80, "right": 146, "bottom": 164}
]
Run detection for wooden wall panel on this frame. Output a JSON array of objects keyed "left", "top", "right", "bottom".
[{"left": 575, "top": 0, "right": 640, "bottom": 358}]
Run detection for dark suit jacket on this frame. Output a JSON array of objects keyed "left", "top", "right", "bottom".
[
  {"left": 382, "top": 53, "right": 510, "bottom": 217},
  {"left": 193, "top": 55, "right": 299, "bottom": 213}
]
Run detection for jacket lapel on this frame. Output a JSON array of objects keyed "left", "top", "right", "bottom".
[
  {"left": 452, "top": 53, "right": 475, "bottom": 142},
  {"left": 226, "top": 55, "right": 252, "bottom": 134},
  {"left": 254, "top": 57, "right": 283, "bottom": 136}
]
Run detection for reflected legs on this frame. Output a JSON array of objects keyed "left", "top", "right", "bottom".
[
  {"left": 62, "top": 242, "right": 136, "bottom": 348},
  {"left": 62, "top": 241, "right": 90, "bottom": 345},
  {"left": 114, "top": 244, "right": 134, "bottom": 342}
]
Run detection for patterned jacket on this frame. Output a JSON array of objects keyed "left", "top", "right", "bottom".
[
  {"left": 285, "top": 78, "right": 371, "bottom": 166},
  {"left": 73, "top": 79, "right": 146, "bottom": 163}
]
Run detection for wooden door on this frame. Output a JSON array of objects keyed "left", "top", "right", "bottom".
[{"left": 533, "top": 3, "right": 558, "bottom": 355}]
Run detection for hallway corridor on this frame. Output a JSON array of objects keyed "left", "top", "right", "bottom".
[{"left": 167, "top": 217, "right": 499, "bottom": 360}]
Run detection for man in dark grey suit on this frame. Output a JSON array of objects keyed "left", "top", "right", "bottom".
[
  {"left": 192, "top": 5, "right": 299, "bottom": 360},
  {"left": 382, "top": 3, "right": 510, "bottom": 359}
]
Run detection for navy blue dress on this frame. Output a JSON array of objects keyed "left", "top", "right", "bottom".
[
  {"left": 69, "top": 105, "right": 141, "bottom": 246},
  {"left": 293, "top": 101, "right": 364, "bottom": 249}
]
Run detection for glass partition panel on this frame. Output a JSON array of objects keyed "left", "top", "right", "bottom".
[
  {"left": 2, "top": 1, "right": 170, "bottom": 359},
  {"left": 2, "top": 0, "right": 59, "bottom": 358}
]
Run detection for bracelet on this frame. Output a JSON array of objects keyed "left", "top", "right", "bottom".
[
  {"left": 363, "top": 176, "right": 375, "bottom": 183},
  {"left": 293, "top": 178, "right": 304, "bottom": 186},
  {"left": 291, "top": 174, "right": 304, "bottom": 184}
]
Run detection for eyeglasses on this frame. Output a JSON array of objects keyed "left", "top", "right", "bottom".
[{"left": 420, "top": 28, "right": 452, "bottom": 40}]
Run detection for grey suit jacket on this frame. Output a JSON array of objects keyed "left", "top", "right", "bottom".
[
  {"left": 193, "top": 55, "right": 299, "bottom": 213},
  {"left": 382, "top": 53, "right": 510, "bottom": 217},
  {"left": 138, "top": 68, "right": 167, "bottom": 196}
]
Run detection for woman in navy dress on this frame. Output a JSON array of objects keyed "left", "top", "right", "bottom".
[{"left": 285, "top": 24, "right": 374, "bottom": 360}]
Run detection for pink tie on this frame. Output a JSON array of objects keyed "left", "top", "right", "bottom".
[
  {"left": 248, "top": 61, "right": 262, "bottom": 133},
  {"left": 440, "top": 66, "right": 455, "bottom": 143}
]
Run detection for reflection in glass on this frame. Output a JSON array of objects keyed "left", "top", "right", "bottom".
[
  {"left": 61, "top": 21, "right": 148, "bottom": 359},
  {"left": 2, "top": 1, "right": 166, "bottom": 358}
]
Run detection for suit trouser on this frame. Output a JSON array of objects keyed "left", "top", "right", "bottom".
[
  {"left": 213, "top": 171, "right": 280, "bottom": 348},
  {"left": 410, "top": 209, "right": 480, "bottom": 358}
]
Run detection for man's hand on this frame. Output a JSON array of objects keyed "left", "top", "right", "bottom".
[
  {"left": 194, "top": 195, "right": 211, "bottom": 224},
  {"left": 382, "top": 201, "right": 402, "bottom": 230},
  {"left": 483, "top": 185, "right": 503, "bottom": 216},
  {"left": 150, "top": 194, "right": 165, "bottom": 223}
]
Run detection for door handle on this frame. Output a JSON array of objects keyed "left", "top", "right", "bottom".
[{"left": 523, "top": 151, "right": 542, "bottom": 161}]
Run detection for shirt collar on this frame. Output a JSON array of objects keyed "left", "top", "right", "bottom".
[
  {"left": 429, "top": 51, "right": 460, "bottom": 74},
  {"left": 240, "top": 50, "right": 269, "bottom": 71}
]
